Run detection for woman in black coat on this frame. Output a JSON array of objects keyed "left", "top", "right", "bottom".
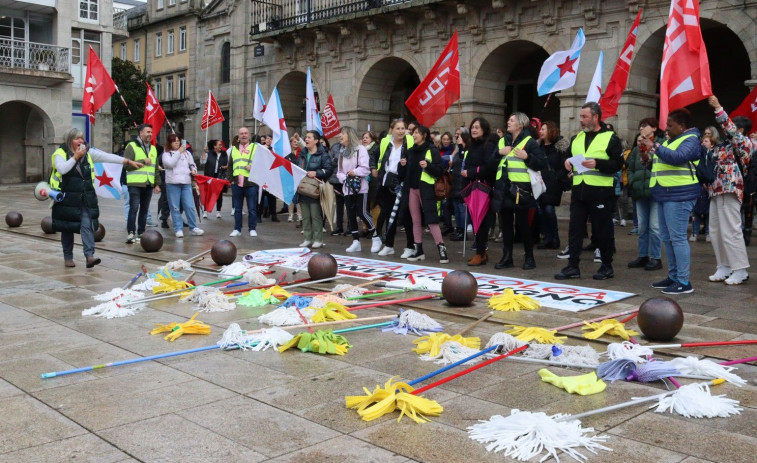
[
  {"left": 297, "top": 130, "right": 333, "bottom": 248},
  {"left": 449, "top": 131, "right": 471, "bottom": 241},
  {"left": 536, "top": 122, "right": 571, "bottom": 250},
  {"left": 202, "top": 139, "right": 229, "bottom": 218}
]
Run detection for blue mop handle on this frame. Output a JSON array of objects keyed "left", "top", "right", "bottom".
[
  {"left": 407, "top": 344, "right": 499, "bottom": 386},
  {"left": 225, "top": 281, "right": 249, "bottom": 289},
  {"left": 122, "top": 271, "right": 144, "bottom": 290}
]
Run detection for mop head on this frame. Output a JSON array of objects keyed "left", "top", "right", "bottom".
[
  {"left": 281, "top": 295, "right": 313, "bottom": 308},
  {"left": 421, "top": 341, "right": 483, "bottom": 365},
  {"left": 651, "top": 381, "right": 743, "bottom": 418},
  {"left": 152, "top": 274, "right": 192, "bottom": 294},
  {"left": 412, "top": 333, "right": 481, "bottom": 358},
  {"left": 345, "top": 376, "right": 443, "bottom": 423},
  {"left": 505, "top": 325, "right": 566, "bottom": 344},
  {"left": 522, "top": 343, "right": 601, "bottom": 368},
  {"left": 258, "top": 306, "right": 317, "bottom": 326},
  {"left": 330, "top": 284, "right": 368, "bottom": 299},
  {"left": 83, "top": 292, "right": 146, "bottom": 319},
  {"left": 278, "top": 329, "right": 352, "bottom": 355},
  {"left": 131, "top": 278, "right": 159, "bottom": 292},
  {"left": 93, "top": 288, "right": 144, "bottom": 302},
  {"left": 164, "top": 259, "right": 192, "bottom": 271},
  {"left": 625, "top": 360, "right": 680, "bottom": 383},
  {"left": 147, "top": 268, "right": 184, "bottom": 280},
  {"left": 596, "top": 358, "right": 638, "bottom": 382},
  {"left": 243, "top": 270, "right": 275, "bottom": 286},
  {"left": 468, "top": 410, "right": 611, "bottom": 462},
  {"left": 311, "top": 302, "right": 357, "bottom": 323},
  {"left": 605, "top": 341, "right": 653, "bottom": 362},
  {"left": 310, "top": 294, "right": 350, "bottom": 308},
  {"left": 217, "top": 323, "right": 294, "bottom": 351},
  {"left": 150, "top": 313, "right": 211, "bottom": 341},
  {"left": 581, "top": 319, "right": 639, "bottom": 341},
  {"left": 485, "top": 332, "right": 528, "bottom": 353},
  {"left": 488, "top": 288, "right": 540, "bottom": 312},
  {"left": 180, "top": 286, "right": 236, "bottom": 312},
  {"left": 236, "top": 289, "right": 281, "bottom": 307},
  {"left": 668, "top": 356, "right": 747, "bottom": 386},
  {"left": 382, "top": 308, "right": 444, "bottom": 335},
  {"left": 262, "top": 285, "right": 291, "bottom": 300}
]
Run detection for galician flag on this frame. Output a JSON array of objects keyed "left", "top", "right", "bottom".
[
  {"left": 537, "top": 28, "right": 586, "bottom": 96},
  {"left": 261, "top": 87, "right": 292, "bottom": 157},
  {"left": 248, "top": 144, "right": 306, "bottom": 205},
  {"left": 585, "top": 51, "right": 604, "bottom": 103},
  {"left": 253, "top": 81, "right": 266, "bottom": 122},
  {"left": 90, "top": 147, "right": 123, "bottom": 200},
  {"left": 305, "top": 67, "right": 323, "bottom": 134}
]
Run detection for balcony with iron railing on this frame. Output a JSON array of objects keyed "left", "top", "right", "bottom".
[
  {"left": 0, "top": 38, "right": 70, "bottom": 73},
  {"left": 250, "top": 0, "right": 412, "bottom": 36},
  {"left": 114, "top": 8, "right": 129, "bottom": 37}
]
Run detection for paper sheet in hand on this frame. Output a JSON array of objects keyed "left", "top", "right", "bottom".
[{"left": 569, "top": 155, "right": 590, "bottom": 173}]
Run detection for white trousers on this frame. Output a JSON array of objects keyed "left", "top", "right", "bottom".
[{"left": 709, "top": 193, "right": 750, "bottom": 271}]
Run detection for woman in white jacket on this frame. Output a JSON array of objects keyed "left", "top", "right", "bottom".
[{"left": 162, "top": 133, "right": 204, "bottom": 238}]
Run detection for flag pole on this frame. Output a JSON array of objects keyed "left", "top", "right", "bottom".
[
  {"left": 204, "top": 89, "right": 210, "bottom": 157},
  {"left": 113, "top": 84, "right": 139, "bottom": 129}
]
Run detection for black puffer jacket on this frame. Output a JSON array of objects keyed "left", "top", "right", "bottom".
[
  {"left": 449, "top": 147, "right": 465, "bottom": 200},
  {"left": 297, "top": 145, "right": 334, "bottom": 203},
  {"left": 398, "top": 140, "right": 443, "bottom": 224},
  {"left": 538, "top": 137, "right": 571, "bottom": 206},
  {"left": 51, "top": 145, "right": 100, "bottom": 233},
  {"left": 462, "top": 138, "right": 497, "bottom": 187}
]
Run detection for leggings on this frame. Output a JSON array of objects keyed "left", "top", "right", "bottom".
[
  {"left": 345, "top": 193, "right": 375, "bottom": 240},
  {"left": 408, "top": 188, "right": 443, "bottom": 245}
]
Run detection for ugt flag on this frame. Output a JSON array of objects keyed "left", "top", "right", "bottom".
[
  {"left": 194, "top": 174, "right": 231, "bottom": 212},
  {"left": 537, "top": 28, "right": 586, "bottom": 96},
  {"left": 90, "top": 147, "right": 123, "bottom": 200},
  {"left": 305, "top": 67, "right": 323, "bottom": 134},
  {"left": 599, "top": 10, "right": 642, "bottom": 118},
  {"left": 659, "top": 0, "right": 711, "bottom": 128},
  {"left": 82, "top": 46, "right": 117, "bottom": 124},
  {"left": 144, "top": 82, "right": 166, "bottom": 145},
  {"left": 405, "top": 31, "right": 460, "bottom": 127},
  {"left": 320, "top": 94, "right": 341, "bottom": 139},
  {"left": 253, "top": 81, "right": 266, "bottom": 122},
  {"left": 262, "top": 87, "right": 292, "bottom": 157},
  {"left": 585, "top": 51, "right": 604, "bottom": 104},
  {"left": 731, "top": 85, "right": 757, "bottom": 136},
  {"left": 202, "top": 90, "right": 225, "bottom": 130},
  {"left": 248, "top": 144, "right": 306, "bottom": 205}
]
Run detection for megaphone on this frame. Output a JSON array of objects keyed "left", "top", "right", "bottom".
[{"left": 34, "top": 181, "right": 65, "bottom": 202}]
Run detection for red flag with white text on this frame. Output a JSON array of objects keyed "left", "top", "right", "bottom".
[
  {"left": 405, "top": 31, "right": 460, "bottom": 127},
  {"left": 143, "top": 82, "right": 166, "bottom": 145},
  {"left": 320, "top": 95, "right": 341, "bottom": 139},
  {"left": 202, "top": 90, "right": 225, "bottom": 130},
  {"left": 659, "top": 0, "right": 712, "bottom": 128},
  {"left": 82, "top": 46, "right": 117, "bottom": 124},
  {"left": 598, "top": 10, "right": 641, "bottom": 118},
  {"left": 730, "top": 85, "right": 757, "bottom": 135}
]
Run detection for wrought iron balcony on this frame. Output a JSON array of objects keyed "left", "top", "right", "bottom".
[
  {"left": 0, "top": 39, "right": 70, "bottom": 73},
  {"left": 250, "top": 0, "right": 410, "bottom": 36},
  {"left": 114, "top": 8, "right": 128, "bottom": 31}
]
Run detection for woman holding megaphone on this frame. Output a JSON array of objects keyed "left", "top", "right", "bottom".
[{"left": 50, "top": 128, "right": 142, "bottom": 268}]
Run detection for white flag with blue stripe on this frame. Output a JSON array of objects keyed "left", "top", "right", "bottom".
[{"left": 537, "top": 28, "right": 586, "bottom": 96}]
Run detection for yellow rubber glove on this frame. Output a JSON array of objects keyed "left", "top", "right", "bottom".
[{"left": 538, "top": 368, "right": 606, "bottom": 395}]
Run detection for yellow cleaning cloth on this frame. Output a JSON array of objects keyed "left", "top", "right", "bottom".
[
  {"left": 150, "top": 313, "right": 211, "bottom": 342},
  {"left": 538, "top": 368, "right": 606, "bottom": 395},
  {"left": 505, "top": 325, "right": 566, "bottom": 344},
  {"left": 488, "top": 288, "right": 540, "bottom": 312},
  {"left": 311, "top": 302, "right": 357, "bottom": 323},
  {"left": 582, "top": 319, "right": 639, "bottom": 340},
  {"left": 152, "top": 274, "right": 192, "bottom": 294}
]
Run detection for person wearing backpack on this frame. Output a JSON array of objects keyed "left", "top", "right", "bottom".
[{"left": 705, "top": 96, "right": 753, "bottom": 285}]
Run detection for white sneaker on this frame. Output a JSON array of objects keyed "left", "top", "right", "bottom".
[
  {"left": 378, "top": 246, "right": 395, "bottom": 256},
  {"left": 175, "top": 230, "right": 184, "bottom": 238},
  {"left": 400, "top": 248, "right": 414, "bottom": 259},
  {"left": 202, "top": 211, "right": 208, "bottom": 218},
  {"left": 299, "top": 240, "right": 313, "bottom": 247},
  {"left": 311, "top": 241, "right": 324, "bottom": 249},
  {"left": 467, "top": 224, "right": 473, "bottom": 233},
  {"left": 249, "top": 230, "right": 257, "bottom": 237},
  {"left": 288, "top": 215, "right": 293, "bottom": 222},
  {"left": 689, "top": 234, "right": 697, "bottom": 242},
  {"left": 191, "top": 227, "right": 204, "bottom": 236},
  {"left": 709, "top": 266, "right": 732, "bottom": 282},
  {"left": 557, "top": 246, "right": 570, "bottom": 259},
  {"left": 705, "top": 234, "right": 711, "bottom": 243},
  {"left": 725, "top": 269, "right": 748, "bottom": 285},
  {"left": 216, "top": 211, "right": 222, "bottom": 219},
  {"left": 346, "top": 240, "right": 362, "bottom": 253},
  {"left": 620, "top": 219, "right": 627, "bottom": 227},
  {"left": 371, "top": 236, "right": 383, "bottom": 253},
  {"left": 229, "top": 229, "right": 241, "bottom": 237},
  {"left": 593, "top": 248, "right": 601, "bottom": 263},
  {"left": 230, "top": 208, "right": 235, "bottom": 216}
]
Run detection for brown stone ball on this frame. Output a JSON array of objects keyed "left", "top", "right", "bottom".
[
  {"left": 211, "top": 240, "right": 237, "bottom": 265},
  {"left": 637, "top": 296, "right": 684, "bottom": 341},
  {"left": 140, "top": 230, "right": 164, "bottom": 253},
  {"left": 40, "top": 216, "right": 55, "bottom": 234},
  {"left": 5, "top": 211, "right": 22, "bottom": 227},
  {"left": 94, "top": 224, "right": 106, "bottom": 242},
  {"left": 307, "top": 253, "right": 338, "bottom": 280},
  {"left": 442, "top": 270, "right": 478, "bottom": 306}
]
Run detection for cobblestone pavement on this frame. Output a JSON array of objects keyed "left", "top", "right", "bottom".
[{"left": 1, "top": 184, "right": 756, "bottom": 463}]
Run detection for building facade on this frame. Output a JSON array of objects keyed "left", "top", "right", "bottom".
[
  {"left": 0, "top": 0, "right": 121, "bottom": 184},
  {"left": 195, "top": 0, "right": 756, "bottom": 146}
]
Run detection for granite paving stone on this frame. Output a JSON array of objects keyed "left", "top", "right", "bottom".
[
  {"left": 265, "top": 435, "right": 410, "bottom": 463},
  {"left": 0, "top": 434, "right": 129, "bottom": 463},
  {"left": 0, "top": 395, "right": 87, "bottom": 454}
]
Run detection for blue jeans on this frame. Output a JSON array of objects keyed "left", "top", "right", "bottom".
[
  {"left": 453, "top": 198, "right": 466, "bottom": 229},
  {"left": 61, "top": 204, "right": 95, "bottom": 259},
  {"left": 231, "top": 183, "right": 258, "bottom": 231},
  {"left": 635, "top": 198, "right": 661, "bottom": 259},
  {"left": 658, "top": 199, "right": 695, "bottom": 284},
  {"left": 692, "top": 212, "right": 709, "bottom": 236},
  {"left": 166, "top": 184, "right": 197, "bottom": 232}
]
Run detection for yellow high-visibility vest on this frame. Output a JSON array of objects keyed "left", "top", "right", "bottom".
[
  {"left": 496, "top": 136, "right": 532, "bottom": 183},
  {"left": 49, "top": 147, "right": 95, "bottom": 189},
  {"left": 420, "top": 150, "right": 434, "bottom": 185},
  {"left": 230, "top": 144, "right": 258, "bottom": 178},
  {"left": 378, "top": 134, "right": 413, "bottom": 171},
  {"left": 125, "top": 141, "right": 157, "bottom": 186},
  {"left": 649, "top": 134, "right": 699, "bottom": 188},
  {"left": 571, "top": 131, "right": 614, "bottom": 187}
]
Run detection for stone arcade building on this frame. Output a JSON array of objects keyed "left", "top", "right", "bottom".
[{"left": 195, "top": 0, "right": 756, "bottom": 147}]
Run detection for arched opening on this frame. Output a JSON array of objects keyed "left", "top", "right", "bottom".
[
  {"left": 221, "top": 42, "right": 231, "bottom": 84},
  {"left": 357, "top": 57, "right": 420, "bottom": 134},
  {"left": 0, "top": 101, "right": 54, "bottom": 184},
  {"left": 474, "top": 41, "right": 555, "bottom": 131},
  {"left": 631, "top": 19, "right": 750, "bottom": 131},
  {"left": 276, "top": 71, "right": 308, "bottom": 135}
]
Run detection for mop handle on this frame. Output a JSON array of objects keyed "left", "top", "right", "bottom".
[
  {"left": 646, "top": 340, "right": 757, "bottom": 349},
  {"left": 186, "top": 249, "right": 212, "bottom": 263},
  {"left": 558, "top": 379, "right": 725, "bottom": 422},
  {"left": 455, "top": 311, "right": 493, "bottom": 336},
  {"left": 720, "top": 356, "right": 757, "bottom": 366},
  {"left": 407, "top": 345, "right": 500, "bottom": 386},
  {"left": 550, "top": 309, "right": 639, "bottom": 332},
  {"left": 410, "top": 345, "right": 529, "bottom": 395},
  {"left": 346, "top": 295, "right": 437, "bottom": 311},
  {"left": 131, "top": 275, "right": 243, "bottom": 305},
  {"left": 223, "top": 277, "right": 311, "bottom": 295},
  {"left": 122, "top": 270, "right": 144, "bottom": 290}
]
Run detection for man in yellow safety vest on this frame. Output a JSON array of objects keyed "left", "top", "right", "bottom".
[
  {"left": 123, "top": 123, "right": 161, "bottom": 244},
  {"left": 555, "top": 102, "right": 623, "bottom": 281},
  {"left": 228, "top": 127, "right": 259, "bottom": 237}
]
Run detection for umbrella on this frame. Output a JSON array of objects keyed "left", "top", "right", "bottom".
[
  {"left": 461, "top": 180, "right": 491, "bottom": 235},
  {"left": 320, "top": 181, "right": 336, "bottom": 232},
  {"left": 384, "top": 182, "right": 404, "bottom": 234},
  {"left": 191, "top": 178, "right": 203, "bottom": 224}
]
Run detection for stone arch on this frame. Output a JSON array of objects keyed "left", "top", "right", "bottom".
[
  {"left": 0, "top": 100, "right": 55, "bottom": 184},
  {"left": 356, "top": 56, "right": 422, "bottom": 134},
  {"left": 275, "top": 70, "right": 309, "bottom": 135},
  {"left": 471, "top": 40, "right": 553, "bottom": 131}
]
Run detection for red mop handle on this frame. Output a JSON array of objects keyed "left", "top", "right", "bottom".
[
  {"left": 681, "top": 340, "right": 757, "bottom": 348},
  {"left": 720, "top": 356, "right": 757, "bottom": 366},
  {"left": 346, "top": 294, "right": 436, "bottom": 311},
  {"left": 410, "top": 345, "right": 528, "bottom": 396}
]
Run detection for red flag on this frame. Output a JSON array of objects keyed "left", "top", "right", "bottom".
[
  {"left": 195, "top": 174, "right": 230, "bottom": 212},
  {"left": 659, "top": 0, "right": 712, "bottom": 128},
  {"left": 202, "top": 90, "right": 225, "bottom": 130},
  {"left": 320, "top": 95, "right": 341, "bottom": 139},
  {"left": 598, "top": 10, "right": 642, "bottom": 119},
  {"left": 405, "top": 31, "right": 460, "bottom": 127},
  {"left": 730, "top": 86, "right": 757, "bottom": 135},
  {"left": 82, "top": 46, "right": 117, "bottom": 124},
  {"left": 143, "top": 82, "right": 166, "bottom": 145}
]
